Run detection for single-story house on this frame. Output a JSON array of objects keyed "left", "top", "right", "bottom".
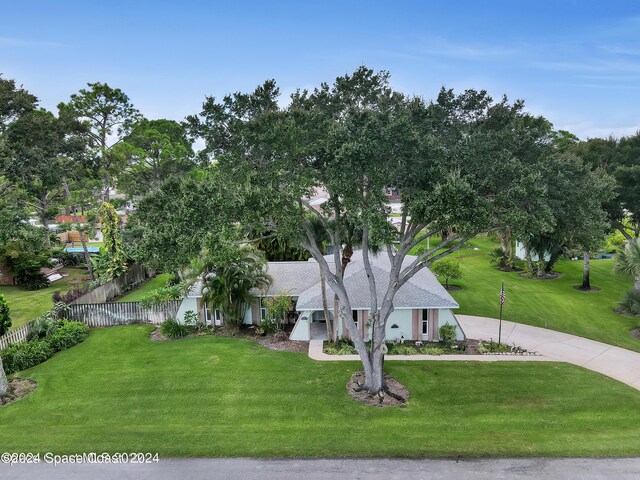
[{"left": 176, "top": 252, "right": 465, "bottom": 342}]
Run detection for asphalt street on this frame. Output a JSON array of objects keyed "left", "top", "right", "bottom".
[{"left": 1, "top": 457, "right": 640, "bottom": 480}]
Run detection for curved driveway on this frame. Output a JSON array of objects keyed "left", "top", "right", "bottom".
[
  {"left": 309, "top": 315, "right": 640, "bottom": 391},
  {"left": 457, "top": 315, "right": 640, "bottom": 391}
]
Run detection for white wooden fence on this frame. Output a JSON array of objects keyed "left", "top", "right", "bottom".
[
  {"left": 67, "top": 301, "right": 181, "bottom": 327},
  {"left": 0, "top": 321, "right": 36, "bottom": 350},
  {"left": 0, "top": 300, "right": 181, "bottom": 349}
]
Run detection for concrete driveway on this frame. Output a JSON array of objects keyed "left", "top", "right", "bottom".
[
  {"left": 309, "top": 315, "right": 640, "bottom": 391},
  {"left": 457, "top": 315, "right": 640, "bottom": 391}
]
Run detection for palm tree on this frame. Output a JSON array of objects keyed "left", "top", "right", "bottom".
[
  {"left": 615, "top": 239, "right": 640, "bottom": 293},
  {"left": 615, "top": 238, "right": 640, "bottom": 315},
  {"left": 189, "top": 243, "right": 271, "bottom": 330}
]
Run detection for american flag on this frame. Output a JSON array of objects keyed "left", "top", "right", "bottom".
[{"left": 500, "top": 283, "right": 506, "bottom": 305}]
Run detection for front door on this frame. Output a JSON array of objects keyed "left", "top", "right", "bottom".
[{"left": 421, "top": 310, "right": 429, "bottom": 340}]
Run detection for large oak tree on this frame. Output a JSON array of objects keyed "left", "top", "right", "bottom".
[{"left": 184, "top": 67, "right": 558, "bottom": 395}]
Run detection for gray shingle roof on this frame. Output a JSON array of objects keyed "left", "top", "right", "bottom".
[
  {"left": 295, "top": 253, "right": 459, "bottom": 310},
  {"left": 188, "top": 251, "right": 459, "bottom": 310}
]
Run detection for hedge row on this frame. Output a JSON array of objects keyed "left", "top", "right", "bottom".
[{"left": 1, "top": 320, "right": 89, "bottom": 374}]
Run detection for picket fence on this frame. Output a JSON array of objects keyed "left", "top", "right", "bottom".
[
  {"left": 0, "top": 300, "right": 182, "bottom": 349},
  {"left": 0, "top": 322, "right": 34, "bottom": 350},
  {"left": 67, "top": 301, "right": 181, "bottom": 327}
]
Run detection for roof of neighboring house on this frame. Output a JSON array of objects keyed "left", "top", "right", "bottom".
[
  {"left": 56, "top": 215, "right": 85, "bottom": 223},
  {"left": 188, "top": 252, "right": 459, "bottom": 310}
]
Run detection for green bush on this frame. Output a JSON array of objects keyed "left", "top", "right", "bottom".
[
  {"left": 387, "top": 344, "right": 416, "bottom": 355},
  {"left": 478, "top": 340, "right": 512, "bottom": 354},
  {"left": 439, "top": 323, "right": 457, "bottom": 345},
  {"left": 618, "top": 290, "right": 640, "bottom": 316},
  {"left": 256, "top": 318, "right": 279, "bottom": 335},
  {"left": 1, "top": 340, "right": 54, "bottom": 374},
  {"left": 46, "top": 320, "right": 89, "bottom": 351},
  {"left": 26, "top": 318, "right": 54, "bottom": 341},
  {"left": 0, "top": 294, "right": 11, "bottom": 336},
  {"left": 324, "top": 339, "right": 357, "bottom": 355},
  {"left": 417, "top": 344, "right": 445, "bottom": 355},
  {"left": 160, "top": 320, "right": 190, "bottom": 339}
]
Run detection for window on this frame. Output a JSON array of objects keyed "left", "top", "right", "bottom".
[
  {"left": 260, "top": 298, "right": 267, "bottom": 320},
  {"left": 421, "top": 309, "right": 429, "bottom": 337},
  {"left": 205, "top": 305, "right": 222, "bottom": 325}
]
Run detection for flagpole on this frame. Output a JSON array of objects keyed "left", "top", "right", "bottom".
[{"left": 498, "top": 280, "right": 504, "bottom": 346}]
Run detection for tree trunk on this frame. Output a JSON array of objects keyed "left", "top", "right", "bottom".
[
  {"left": 41, "top": 215, "right": 51, "bottom": 249},
  {"left": 524, "top": 243, "right": 533, "bottom": 273},
  {"left": 546, "top": 250, "right": 562, "bottom": 274},
  {"left": 62, "top": 177, "right": 95, "bottom": 281},
  {"left": 103, "top": 172, "right": 110, "bottom": 202},
  {"left": 0, "top": 357, "right": 8, "bottom": 398},
  {"left": 441, "top": 229, "right": 448, "bottom": 242},
  {"left": 633, "top": 277, "right": 640, "bottom": 295},
  {"left": 579, "top": 251, "right": 591, "bottom": 290},
  {"left": 319, "top": 268, "right": 333, "bottom": 342}
]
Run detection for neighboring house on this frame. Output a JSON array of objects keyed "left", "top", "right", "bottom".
[
  {"left": 515, "top": 241, "right": 551, "bottom": 262},
  {"left": 176, "top": 252, "right": 465, "bottom": 343}
]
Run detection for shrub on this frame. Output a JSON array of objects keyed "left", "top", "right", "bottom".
[
  {"left": 388, "top": 344, "right": 417, "bottom": 355},
  {"left": 57, "top": 250, "right": 83, "bottom": 267},
  {"left": 160, "top": 320, "right": 190, "bottom": 339},
  {"left": 165, "top": 273, "right": 182, "bottom": 287},
  {"left": 324, "top": 339, "right": 357, "bottom": 355},
  {"left": 618, "top": 290, "right": 640, "bottom": 316},
  {"left": 15, "top": 270, "right": 50, "bottom": 290},
  {"left": 26, "top": 318, "right": 54, "bottom": 341},
  {"left": 182, "top": 310, "right": 198, "bottom": 326},
  {"left": 417, "top": 344, "right": 445, "bottom": 355},
  {"left": 0, "top": 294, "right": 11, "bottom": 336},
  {"left": 52, "top": 286, "right": 89, "bottom": 304},
  {"left": 256, "top": 318, "right": 279, "bottom": 336},
  {"left": 46, "top": 320, "right": 89, "bottom": 351},
  {"left": 0, "top": 340, "right": 54, "bottom": 374},
  {"left": 478, "top": 340, "right": 512, "bottom": 354},
  {"left": 140, "top": 284, "right": 184, "bottom": 309},
  {"left": 439, "top": 323, "right": 458, "bottom": 345}
]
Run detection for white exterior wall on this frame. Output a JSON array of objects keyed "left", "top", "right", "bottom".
[
  {"left": 382, "top": 309, "right": 412, "bottom": 342},
  {"left": 243, "top": 304, "right": 253, "bottom": 324},
  {"left": 290, "top": 311, "right": 311, "bottom": 340},
  {"left": 438, "top": 309, "right": 465, "bottom": 340},
  {"left": 176, "top": 298, "right": 199, "bottom": 324}
]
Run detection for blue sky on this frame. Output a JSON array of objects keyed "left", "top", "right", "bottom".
[{"left": 2, "top": 0, "right": 639, "bottom": 139}]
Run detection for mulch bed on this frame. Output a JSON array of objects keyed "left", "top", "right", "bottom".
[
  {"left": 347, "top": 371, "right": 409, "bottom": 408},
  {"left": 519, "top": 272, "right": 562, "bottom": 280},
  {"left": 149, "top": 326, "right": 309, "bottom": 353},
  {"left": 1, "top": 378, "right": 37, "bottom": 406},
  {"left": 630, "top": 328, "right": 640, "bottom": 340},
  {"left": 573, "top": 285, "right": 601, "bottom": 292}
]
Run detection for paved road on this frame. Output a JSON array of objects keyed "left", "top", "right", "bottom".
[
  {"left": 309, "top": 315, "right": 640, "bottom": 391},
  {"left": 2, "top": 457, "right": 640, "bottom": 480}
]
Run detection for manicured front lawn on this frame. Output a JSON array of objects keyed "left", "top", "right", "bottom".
[
  {"left": 1, "top": 326, "right": 640, "bottom": 457},
  {"left": 442, "top": 236, "right": 640, "bottom": 352},
  {"left": 117, "top": 273, "right": 171, "bottom": 302},
  {"left": 0, "top": 268, "right": 89, "bottom": 331}
]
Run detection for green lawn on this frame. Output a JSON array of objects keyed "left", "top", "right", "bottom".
[
  {"left": 117, "top": 274, "right": 171, "bottom": 302},
  {"left": 1, "top": 326, "right": 640, "bottom": 457},
  {"left": 0, "top": 268, "right": 89, "bottom": 330},
  {"left": 436, "top": 236, "right": 640, "bottom": 352}
]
